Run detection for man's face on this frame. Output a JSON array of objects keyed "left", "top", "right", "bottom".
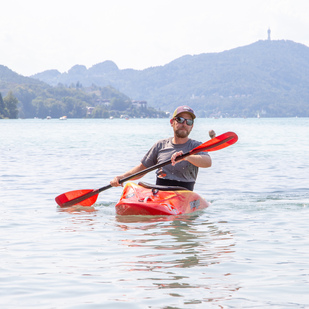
[{"left": 170, "top": 112, "right": 194, "bottom": 138}]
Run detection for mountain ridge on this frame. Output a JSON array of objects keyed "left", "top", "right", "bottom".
[
  {"left": 1, "top": 39, "right": 309, "bottom": 117},
  {"left": 30, "top": 39, "right": 309, "bottom": 117}
]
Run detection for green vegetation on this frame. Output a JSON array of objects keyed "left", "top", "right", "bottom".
[
  {"left": 0, "top": 91, "right": 18, "bottom": 119},
  {"left": 0, "top": 65, "right": 167, "bottom": 119}
]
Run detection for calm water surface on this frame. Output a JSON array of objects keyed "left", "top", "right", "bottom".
[{"left": 0, "top": 118, "right": 308, "bottom": 308}]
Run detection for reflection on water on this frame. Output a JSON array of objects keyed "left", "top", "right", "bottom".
[
  {"left": 57, "top": 204, "right": 97, "bottom": 213},
  {"left": 55, "top": 205, "right": 240, "bottom": 306},
  {"left": 114, "top": 213, "right": 240, "bottom": 305}
]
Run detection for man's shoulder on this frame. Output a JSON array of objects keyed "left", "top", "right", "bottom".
[
  {"left": 187, "top": 138, "right": 202, "bottom": 147},
  {"left": 155, "top": 137, "right": 173, "bottom": 146},
  {"left": 188, "top": 139, "right": 209, "bottom": 155}
]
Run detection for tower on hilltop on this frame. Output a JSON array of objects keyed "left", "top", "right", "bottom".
[{"left": 267, "top": 28, "right": 271, "bottom": 40}]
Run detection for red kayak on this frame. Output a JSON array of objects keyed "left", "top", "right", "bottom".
[{"left": 115, "top": 182, "right": 210, "bottom": 216}]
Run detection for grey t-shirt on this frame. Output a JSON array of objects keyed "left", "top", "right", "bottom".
[{"left": 141, "top": 137, "right": 209, "bottom": 183}]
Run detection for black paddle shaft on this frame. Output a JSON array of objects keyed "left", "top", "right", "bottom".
[{"left": 59, "top": 133, "right": 236, "bottom": 207}]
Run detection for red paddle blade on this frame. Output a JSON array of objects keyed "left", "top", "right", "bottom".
[
  {"left": 191, "top": 131, "right": 238, "bottom": 154},
  {"left": 55, "top": 189, "right": 98, "bottom": 207}
]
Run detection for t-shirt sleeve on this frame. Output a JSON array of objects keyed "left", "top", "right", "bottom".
[{"left": 141, "top": 142, "right": 159, "bottom": 167}]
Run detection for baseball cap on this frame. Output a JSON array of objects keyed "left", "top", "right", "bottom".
[{"left": 172, "top": 105, "right": 196, "bottom": 119}]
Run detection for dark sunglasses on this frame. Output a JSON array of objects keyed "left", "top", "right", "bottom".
[{"left": 174, "top": 116, "right": 194, "bottom": 126}]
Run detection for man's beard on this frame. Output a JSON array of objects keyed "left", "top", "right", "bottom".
[{"left": 175, "top": 128, "right": 190, "bottom": 138}]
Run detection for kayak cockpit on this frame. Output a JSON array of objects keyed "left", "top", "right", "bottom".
[{"left": 115, "top": 182, "right": 210, "bottom": 216}]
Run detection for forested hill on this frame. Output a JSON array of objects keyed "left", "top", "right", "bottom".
[
  {"left": 32, "top": 40, "right": 309, "bottom": 117},
  {"left": 0, "top": 65, "right": 166, "bottom": 119}
]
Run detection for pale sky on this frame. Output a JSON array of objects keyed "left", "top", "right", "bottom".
[{"left": 1, "top": 0, "right": 308, "bottom": 77}]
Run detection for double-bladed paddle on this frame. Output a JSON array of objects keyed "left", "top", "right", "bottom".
[{"left": 55, "top": 131, "right": 238, "bottom": 208}]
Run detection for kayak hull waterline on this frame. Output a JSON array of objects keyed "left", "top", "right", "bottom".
[{"left": 115, "top": 182, "right": 210, "bottom": 216}]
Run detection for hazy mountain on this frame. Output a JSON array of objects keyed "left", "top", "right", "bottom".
[
  {"left": 0, "top": 64, "right": 48, "bottom": 91},
  {"left": 31, "top": 40, "right": 309, "bottom": 117},
  {"left": 1, "top": 40, "right": 309, "bottom": 117}
]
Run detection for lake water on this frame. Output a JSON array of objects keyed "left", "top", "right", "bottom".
[{"left": 0, "top": 117, "right": 308, "bottom": 308}]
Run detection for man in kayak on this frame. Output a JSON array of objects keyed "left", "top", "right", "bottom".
[{"left": 110, "top": 105, "right": 212, "bottom": 190}]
